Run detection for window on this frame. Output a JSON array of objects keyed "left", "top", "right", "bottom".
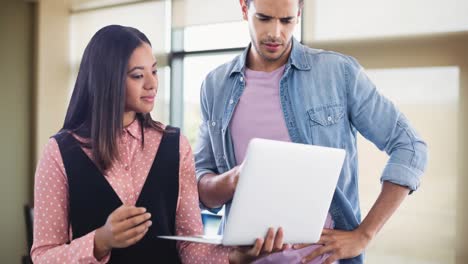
[
  {"left": 179, "top": 17, "right": 301, "bottom": 143},
  {"left": 183, "top": 20, "right": 302, "bottom": 52},
  {"left": 183, "top": 52, "right": 240, "bottom": 145},
  {"left": 69, "top": 1, "right": 171, "bottom": 123}
]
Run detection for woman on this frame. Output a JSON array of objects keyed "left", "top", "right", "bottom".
[{"left": 31, "top": 25, "right": 284, "bottom": 263}]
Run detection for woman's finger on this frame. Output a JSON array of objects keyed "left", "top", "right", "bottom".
[
  {"left": 125, "top": 226, "right": 149, "bottom": 247},
  {"left": 116, "top": 220, "right": 152, "bottom": 242}
]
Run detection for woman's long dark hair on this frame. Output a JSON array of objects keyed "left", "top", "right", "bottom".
[{"left": 62, "top": 25, "right": 163, "bottom": 171}]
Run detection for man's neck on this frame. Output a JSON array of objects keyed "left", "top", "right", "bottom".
[{"left": 246, "top": 43, "right": 292, "bottom": 72}]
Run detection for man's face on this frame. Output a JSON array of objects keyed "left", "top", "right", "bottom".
[{"left": 242, "top": 0, "right": 301, "bottom": 63}]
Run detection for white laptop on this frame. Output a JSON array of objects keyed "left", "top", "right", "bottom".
[{"left": 158, "top": 138, "right": 345, "bottom": 246}]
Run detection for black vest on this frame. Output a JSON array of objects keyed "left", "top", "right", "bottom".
[{"left": 53, "top": 126, "right": 181, "bottom": 263}]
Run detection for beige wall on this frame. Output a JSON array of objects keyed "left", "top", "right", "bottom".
[
  {"left": 457, "top": 61, "right": 468, "bottom": 264},
  {"left": 0, "top": 0, "right": 70, "bottom": 262},
  {"left": 0, "top": 1, "right": 34, "bottom": 262},
  {"left": 35, "top": 0, "right": 70, "bottom": 162}
]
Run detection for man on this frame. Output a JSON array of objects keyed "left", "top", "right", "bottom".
[{"left": 194, "top": 0, "right": 428, "bottom": 263}]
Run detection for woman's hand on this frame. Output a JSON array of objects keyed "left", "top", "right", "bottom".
[{"left": 94, "top": 205, "right": 152, "bottom": 259}]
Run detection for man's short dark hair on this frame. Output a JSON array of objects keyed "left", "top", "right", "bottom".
[{"left": 245, "top": 0, "right": 304, "bottom": 8}]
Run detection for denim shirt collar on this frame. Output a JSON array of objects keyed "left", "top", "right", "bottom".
[{"left": 229, "top": 37, "right": 311, "bottom": 77}]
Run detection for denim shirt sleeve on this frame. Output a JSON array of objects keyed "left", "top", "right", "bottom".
[
  {"left": 193, "top": 79, "right": 224, "bottom": 213},
  {"left": 345, "top": 58, "right": 428, "bottom": 192}
]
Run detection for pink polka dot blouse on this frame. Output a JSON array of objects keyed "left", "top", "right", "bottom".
[{"left": 31, "top": 120, "right": 231, "bottom": 263}]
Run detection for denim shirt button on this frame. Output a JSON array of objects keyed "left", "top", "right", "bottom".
[
  {"left": 229, "top": 99, "right": 234, "bottom": 105},
  {"left": 211, "top": 121, "right": 216, "bottom": 126},
  {"left": 240, "top": 76, "right": 244, "bottom": 82},
  {"left": 327, "top": 116, "right": 332, "bottom": 121}
]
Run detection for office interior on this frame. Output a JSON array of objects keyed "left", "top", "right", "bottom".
[{"left": 1, "top": 0, "right": 468, "bottom": 263}]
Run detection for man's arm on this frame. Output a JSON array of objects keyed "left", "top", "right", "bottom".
[
  {"left": 194, "top": 79, "right": 241, "bottom": 211},
  {"left": 354, "top": 181, "right": 409, "bottom": 242},
  {"left": 297, "top": 181, "right": 410, "bottom": 263},
  {"left": 198, "top": 168, "right": 240, "bottom": 209},
  {"left": 298, "top": 58, "right": 428, "bottom": 263},
  {"left": 346, "top": 60, "right": 428, "bottom": 191}
]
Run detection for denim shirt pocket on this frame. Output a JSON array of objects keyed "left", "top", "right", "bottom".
[
  {"left": 307, "top": 103, "right": 347, "bottom": 148},
  {"left": 207, "top": 119, "right": 227, "bottom": 171}
]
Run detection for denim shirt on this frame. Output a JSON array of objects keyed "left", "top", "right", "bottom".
[{"left": 194, "top": 38, "right": 428, "bottom": 263}]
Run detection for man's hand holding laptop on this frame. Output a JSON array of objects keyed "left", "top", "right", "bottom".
[
  {"left": 165, "top": 139, "right": 346, "bottom": 263},
  {"left": 229, "top": 227, "right": 291, "bottom": 264},
  {"left": 198, "top": 165, "right": 242, "bottom": 210}
]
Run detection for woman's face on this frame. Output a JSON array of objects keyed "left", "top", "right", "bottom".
[{"left": 125, "top": 43, "right": 158, "bottom": 115}]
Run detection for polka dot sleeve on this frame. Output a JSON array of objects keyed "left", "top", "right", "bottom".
[
  {"left": 30, "top": 138, "right": 110, "bottom": 264},
  {"left": 176, "top": 135, "right": 232, "bottom": 263}
]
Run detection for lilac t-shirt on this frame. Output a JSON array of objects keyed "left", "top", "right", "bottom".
[
  {"left": 231, "top": 65, "right": 290, "bottom": 164},
  {"left": 230, "top": 66, "right": 335, "bottom": 263}
]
